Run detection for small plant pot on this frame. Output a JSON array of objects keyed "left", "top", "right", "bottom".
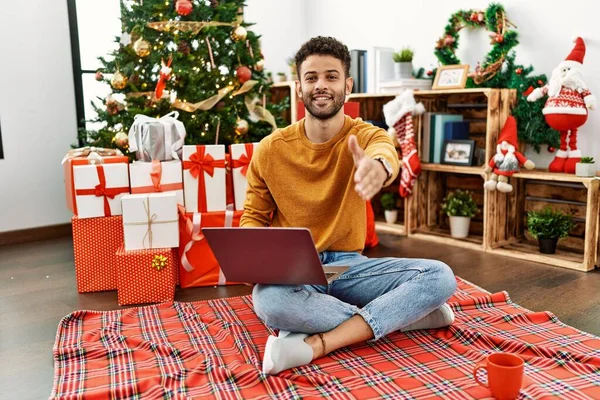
[
  {"left": 394, "top": 62, "right": 413, "bottom": 80},
  {"left": 277, "top": 74, "right": 287, "bottom": 83},
  {"left": 449, "top": 216, "right": 471, "bottom": 238},
  {"left": 538, "top": 237, "right": 558, "bottom": 254},
  {"left": 575, "top": 162, "right": 596, "bottom": 177},
  {"left": 384, "top": 210, "right": 398, "bottom": 224}
]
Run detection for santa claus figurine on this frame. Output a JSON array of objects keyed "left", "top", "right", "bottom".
[
  {"left": 527, "top": 37, "right": 596, "bottom": 173},
  {"left": 484, "top": 116, "right": 535, "bottom": 193}
]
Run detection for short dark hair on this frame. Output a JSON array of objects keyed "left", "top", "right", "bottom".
[{"left": 295, "top": 36, "right": 351, "bottom": 78}]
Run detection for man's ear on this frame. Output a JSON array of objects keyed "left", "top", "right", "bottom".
[
  {"left": 295, "top": 79, "right": 303, "bottom": 99},
  {"left": 345, "top": 76, "right": 354, "bottom": 95}
]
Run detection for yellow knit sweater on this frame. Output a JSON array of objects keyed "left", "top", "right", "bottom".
[{"left": 240, "top": 116, "right": 400, "bottom": 253}]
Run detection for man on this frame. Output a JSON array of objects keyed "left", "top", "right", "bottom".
[{"left": 240, "top": 36, "right": 457, "bottom": 375}]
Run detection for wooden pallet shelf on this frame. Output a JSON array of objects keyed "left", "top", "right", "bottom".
[{"left": 269, "top": 85, "right": 599, "bottom": 272}]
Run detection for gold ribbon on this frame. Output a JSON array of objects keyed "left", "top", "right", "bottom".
[
  {"left": 147, "top": 21, "right": 234, "bottom": 35},
  {"left": 61, "top": 146, "right": 123, "bottom": 165},
  {"left": 152, "top": 254, "right": 168, "bottom": 271},
  {"left": 245, "top": 95, "right": 277, "bottom": 129},
  {"left": 173, "top": 86, "right": 235, "bottom": 112},
  {"left": 124, "top": 197, "right": 178, "bottom": 249}
]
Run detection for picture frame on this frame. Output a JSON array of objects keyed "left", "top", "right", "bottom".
[
  {"left": 442, "top": 139, "right": 475, "bottom": 166},
  {"left": 432, "top": 64, "right": 469, "bottom": 90}
]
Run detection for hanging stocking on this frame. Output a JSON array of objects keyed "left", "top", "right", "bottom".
[{"left": 383, "top": 89, "right": 425, "bottom": 198}]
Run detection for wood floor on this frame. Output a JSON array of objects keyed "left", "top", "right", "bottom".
[{"left": 1, "top": 233, "right": 599, "bottom": 399}]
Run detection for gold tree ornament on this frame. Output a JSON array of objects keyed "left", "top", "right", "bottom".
[
  {"left": 114, "top": 131, "right": 129, "bottom": 147},
  {"left": 254, "top": 59, "right": 264, "bottom": 72},
  {"left": 133, "top": 37, "right": 151, "bottom": 57},
  {"left": 111, "top": 71, "right": 128, "bottom": 90},
  {"left": 231, "top": 26, "right": 247, "bottom": 42},
  {"left": 235, "top": 118, "right": 249, "bottom": 136}
]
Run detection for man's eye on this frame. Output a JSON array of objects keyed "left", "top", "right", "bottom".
[
  {"left": 328, "top": 75, "right": 338, "bottom": 80},
  {"left": 306, "top": 77, "right": 316, "bottom": 81}
]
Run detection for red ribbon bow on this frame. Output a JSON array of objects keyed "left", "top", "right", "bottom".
[
  {"left": 149, "top": 160, "right": 163, "bottom": 192},
  {"left": 76, "top": 165, "right": 129, "bottom": 216},
  {"left": 183, "top": 146, "right": 226, "bottom": 212},
  {"left": 231, "top": 143, "right": 254, "bottom": 177}
]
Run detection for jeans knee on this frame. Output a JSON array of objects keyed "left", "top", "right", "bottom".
[
  {"left": 429, "top": 260, "right": 457, "bottom": 300},
  {"left": 252, "top": 284, "right": 288, "bottom": 325}
]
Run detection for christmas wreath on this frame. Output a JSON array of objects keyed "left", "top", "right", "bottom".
[
  {"left": 433, "top": 3, "right": 558, "bottom": 152},
  {"left": 434, "top": 3, "right": 518, "bottom": 84}
]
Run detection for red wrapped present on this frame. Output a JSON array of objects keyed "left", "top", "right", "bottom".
[
  {"left": 178, "top": 204, "right": 243, "bottom": 288},
  {"left": 62, "top": 148, "right": 129, "bottom": 215},
  {"left": 115, "top": 244, "right": 178, "bottom": 306},
  {"left": 72, "top": 215, "right": 123, "bottom": 293}
]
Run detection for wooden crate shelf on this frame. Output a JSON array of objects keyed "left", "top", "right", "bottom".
[{"left": 269, "top": 84, "right": 599, "bottom": 271}]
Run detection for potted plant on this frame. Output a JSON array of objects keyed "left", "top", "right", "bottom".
[
  {"left": 287, "top": 57, "right": 298, "bottom": 81},
  {"left": 527, "top": 207, "right": 575, "bottom": 254},
  {"left": 380, "top": 192, "right": 398, "bottom": 224},
  {"left": 441, "top": 189, "right": 478, "bottom": 238},
  {"left": 575, "top": 156, "right": 596, "bottom": 177},
  {"left": 392, "top": 47, "right": 414, "bottom": 80},
  {"left": 277, "top": 72, "right": 287, "bottom": 83}
]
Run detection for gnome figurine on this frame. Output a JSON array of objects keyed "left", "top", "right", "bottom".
[{"left": 484, "top": 116, "right": 535, "bottom": 193}]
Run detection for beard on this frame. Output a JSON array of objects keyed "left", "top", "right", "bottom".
[
  {"left": 548, "top": 67, "right": 587, "bottom": 96},
  {"left": 302, "top": 88, "right": 346, "bottom": 120}
]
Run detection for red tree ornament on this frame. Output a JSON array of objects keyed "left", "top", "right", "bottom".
[
  {"left": 176, "top": 0, "right": 193, "bottom": 16},
  {"left": 236, "top": 66, "right": 252, "bottom": 83}
]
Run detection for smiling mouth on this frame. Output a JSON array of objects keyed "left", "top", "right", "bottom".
[{"left": 312, "top": 95, "right": 332, "bottom": 103}]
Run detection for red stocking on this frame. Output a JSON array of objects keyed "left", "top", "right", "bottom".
[{"left": 394, "top": 113, "right": 421, "bottom": 197}]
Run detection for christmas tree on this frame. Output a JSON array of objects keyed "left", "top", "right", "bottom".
[{"left": 80, "top": 0, "right": 288, "bottom": 155}]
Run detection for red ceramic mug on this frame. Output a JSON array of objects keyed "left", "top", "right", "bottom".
[{"left": 474, "top": 353, "right": 524, "bottom": 400}]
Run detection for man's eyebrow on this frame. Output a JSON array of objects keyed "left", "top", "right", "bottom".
[{"left": 303, "top": 69, "right": 341, "bottom": 77}]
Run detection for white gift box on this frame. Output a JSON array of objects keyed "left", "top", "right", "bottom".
[
  {"left": 121, "top": 192, "right": 179, "bottom": 251},
  {"left": 230, "top": 143, "right": 259, "bottom": 210},
  {"left": 129, "top": 160, "right": 184, "bottom": 206},
  {"left": 128, "top": 112, "right": 186, "bottom": 162},
  {"left": 182, "top": 145, "right": 227, "bottom": 213},
  {"left": 73, "top": 163, "right": 130, "bottom": 219}
]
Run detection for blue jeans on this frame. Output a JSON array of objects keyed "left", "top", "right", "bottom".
[{"left": 252, "top": 252, "right": 457, "bottom": 340}]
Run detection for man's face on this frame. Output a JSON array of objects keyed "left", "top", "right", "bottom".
[{"left": 296, "top": 55, "right": 353, "bottom": 120}]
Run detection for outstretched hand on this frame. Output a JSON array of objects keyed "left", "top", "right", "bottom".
[{"left": 348, "top": 135, "right": 387, "bottom": 201}]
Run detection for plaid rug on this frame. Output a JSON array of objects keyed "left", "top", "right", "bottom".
[{"left": 51, "top": 278, "right": 600, "bottom": 399}]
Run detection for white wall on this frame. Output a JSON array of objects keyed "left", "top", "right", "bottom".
[
  {"left": 304, "top": 0, "right": 600, "bottom": 168},
  {"left": 0, "top": 0, "right": 77, "bottom": 232},
  {"left": 244, "top": 0, "right": 308, "bottom": 78},
  {"left": 2, "top": 0, "right": 598, "bottom": 232}
]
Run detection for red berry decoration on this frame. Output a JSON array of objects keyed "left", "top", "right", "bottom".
[
  {"left": 537, "top": 80, "right": 544, "bottom": 85},
  {"left": 236, "top": 66, "right": 252, "bottom": 83},
  {"left": 95, "top": 71, "right": 103, "bottom": 81},
  {"left": 426, "top": 70, "right": 433, "bottom": 76},
  {"left": 495, "top": 34, "right": 504, "bottom": 43},
  {"left": 175, "top": 0, "right": 193, "bottom": 16},
  {"left": 547, "top": 146, "right": 556, "bottom": 153},
  {"left": 515, "top": 68, "right": 522, "bottom": 75}
]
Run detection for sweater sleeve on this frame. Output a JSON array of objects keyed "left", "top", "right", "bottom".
[
  {"left": 239, "top": 137, "right": 276, "bottom": 227},
  {"left": 361, "top": 126, "right": 401, "bottom": 186}
]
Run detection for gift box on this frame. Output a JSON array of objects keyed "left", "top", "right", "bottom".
[
  {"left": 230, "top": 143, "right": 259, "bottom": 210},
  {"left": 128, "top": 111, "right": 186, "bottom": 161},
  {"left": 182, "top": 145, "right": 227, "bottom": 213},
  {"left": 178, "top": 205, "right": 243, "bottom": 288},
  {"left": 116, "top": 244, "right": 178, "bottom": 306},
  {"left": 130, "top": 160, "right": 184, "bottom": 206},
  {"left": 73, "top": 163, "right": 130, "bottom": 219},
  {"left": 121, "top": 192, "right": 179, "bottom": 251},
  {"left": 62, "top": 148, "right": 129, "bottom": 215},
  {"left": 72, "top": 215, "right": 123, "bottom": 293}
]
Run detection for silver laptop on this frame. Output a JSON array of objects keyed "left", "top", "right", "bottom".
[{"left": 202, "top": 227, "right": 348, "bottom": 285}]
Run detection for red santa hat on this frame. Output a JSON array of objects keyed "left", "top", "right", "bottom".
[
  {"left": 560, "top": 37, "right": 586, "bottom": 69},
  {"left": 497, "top": 116, "right": 518, "bottom": 148}
]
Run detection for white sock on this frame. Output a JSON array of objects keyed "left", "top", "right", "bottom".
[
  {"left": 401, "top": 303, "right": 455, "bottom": 332},
  {"left": 262, "top": 332, "right": 314, "bottom": 375}
]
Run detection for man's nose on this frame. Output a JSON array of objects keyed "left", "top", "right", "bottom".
[{"left": 315, "top": 77, "right": 328, "bottom": 90}]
